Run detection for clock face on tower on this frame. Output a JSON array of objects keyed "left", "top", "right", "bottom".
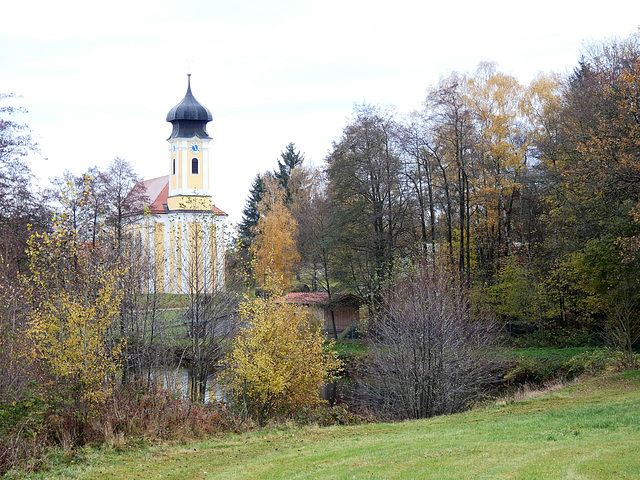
[{"left": 189, "top": 142, "right": 201, "bottom": 154}]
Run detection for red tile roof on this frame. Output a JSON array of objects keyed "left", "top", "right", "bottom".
[
  {"left": 144, "top": 176, "right": 170, "bottom": 213},
  {"left": 278, "top": 292, "right": 331, "bottom": 304},
  {"left": 275, "top": 292, "right": 362, "bottom": 308},
  {"left": 130, "top": 176, "right": 227, "bottom": 216}
]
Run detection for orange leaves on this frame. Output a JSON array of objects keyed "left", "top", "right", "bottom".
[{"left": 250, "top": 176, "right": 300, "bottom": 291}]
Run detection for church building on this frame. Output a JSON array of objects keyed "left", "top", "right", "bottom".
[{"left": 128, "top": 75, "right": 227, "bottom": 294}]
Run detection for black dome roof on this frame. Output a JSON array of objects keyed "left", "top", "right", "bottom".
[{"left": 166, "top": 75, "right": 212, "bottom": 139}]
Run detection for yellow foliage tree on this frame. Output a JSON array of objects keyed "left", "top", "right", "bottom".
[
  {"left": 24, "top": 216, "right": 124, "bottom": 416},
  {"left": 220, "top": 287, "right": 342, "bottom": 424},
  {"left": 466, "top": 62, "right": 528, "bottom": 256},
  {"left": 250, "top": 176, "right": 300, "bottom": 291}
]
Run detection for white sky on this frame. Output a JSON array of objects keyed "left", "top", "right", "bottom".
[{"left": 1, "top": 0, "right": 638, "bottom": 224}]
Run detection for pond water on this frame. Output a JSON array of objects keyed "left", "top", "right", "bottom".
[
  {"left": 148, "top": 368, "right": 339, "bottom": 404},
  {"left": 149, "top": 368, "right": 224, "bottom": 403}
]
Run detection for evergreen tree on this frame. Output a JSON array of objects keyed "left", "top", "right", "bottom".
[
  {"left": 239, "top": 143, "right": 305, "bottom": 249},
  {"left": 274, "top": 142, "right": 305, "bottom": 204},
  {"left": 238, "top": 173, "right": 265, "bottom": 247}
]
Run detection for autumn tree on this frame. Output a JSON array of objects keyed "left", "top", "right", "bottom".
[
  {"left": 463, "top": 63, "right": 530, "bottom": 281},
  {"left": 538, "top": 34, "right": 640, "bottom": 339},
  {"left": 24, "top": 214, "right": 124, "bottom": 431},
  {"left": 250, "top": 176, "right": 300, "bottom": 291},
  {"left": 221, "top": 289, "right": 342, "bottom": 424}
]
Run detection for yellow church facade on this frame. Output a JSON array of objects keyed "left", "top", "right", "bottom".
[{"left": 128, "top": 75, "right": 227, "bottom": 294}]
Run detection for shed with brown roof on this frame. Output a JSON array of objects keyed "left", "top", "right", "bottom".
[{"left": 276, "top": 292, "right": 362, "bottom": 337}]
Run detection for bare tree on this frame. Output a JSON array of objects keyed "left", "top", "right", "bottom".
[
  {"left": 0, "top": 93, "right": 38, "bottom": 218},
  {"left": 358, "top": 257, "right": 498, "bottom": 419},
  {"left": 0, "top": 93, "right": 49, "bottom": 280},
  {"left": 103, "top": 157, "right": 147, "bottom": 250},
  {"left": 174, "top": 207, "right": 239, "bottom": 402}
]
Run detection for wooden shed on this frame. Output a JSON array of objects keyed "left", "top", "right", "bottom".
[{"left": 275, "top": 292, "right": 362, "bottom": 337}]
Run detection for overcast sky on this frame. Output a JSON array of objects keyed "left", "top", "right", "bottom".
[{"left": 1, "top": 0, "right": 638, "bottom": 224}]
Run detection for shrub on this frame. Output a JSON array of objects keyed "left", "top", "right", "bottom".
[
  {"left": 359, "top": 258, "right": 499, "bottom": 420},
  {"left": 505, "top": 349, "right": 640, "bottom": 386},
  {"left": 565, "top": 350, "right": 640, "bottom": 377},
  {"left": 220, "top": 294, "right": 343, "bottom": 425},
  {"left": 505, "top": 356, "right": 569, "bottom": 385},
  {"left": 0, "top": 391, "right": 49, "bottom": 476}
]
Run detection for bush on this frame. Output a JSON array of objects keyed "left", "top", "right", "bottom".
[
  {"left": 0, "top": 391, "right": 49, "bottom": 476},
  {"left": 505, "top": 349, "right": 640, "bottom": 386},
  {"left": 359, "top": 258, "right": 499, "bottom": 420},
  {"left": 221, "top": 294, "right": 343, "bottom": 425}
]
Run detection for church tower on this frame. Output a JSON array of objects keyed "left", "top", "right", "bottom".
[
  {"left": 166, "top": 74, "right": 213, "bottom": 211},
  {"left": 128, "top": 75, "right": 227, "bottom": 295}
]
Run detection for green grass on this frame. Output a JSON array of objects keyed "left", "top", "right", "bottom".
[
  {"left": 330, "top": 345, "right": 600, "bottom": 363},
  {"left": 331, "top": 340, "right": 367, "bottom": 356},
  {"left": 18, "top": 371, "right": 640, "bottom": 479},
  {"left": 506, "top": 346, "right": 599, "bottom": 362}
]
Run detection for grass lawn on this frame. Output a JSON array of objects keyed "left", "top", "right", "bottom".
[
  {"left": 331, "top": 340, "right": 367, "bottom": 356},
  {"left": 505, "top": 346, "right": 599, "bottom": 362},
  {"left": 20, "top": 370, "right": 640, "bottom": 480}
]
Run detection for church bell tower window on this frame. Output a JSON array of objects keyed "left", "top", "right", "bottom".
[
  {"left": 192, "top": 158, "right": 199, "bottom": 174},
  {"left": 172, "top": 159, "right": 176, "bottom": 175}
]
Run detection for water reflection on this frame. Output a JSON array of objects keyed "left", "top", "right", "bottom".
[
  {"left": 150, "top": 368, "right": 223, "bottom": 403},
  {"left": 148, "top": 368, "right": 339, "bottom": 404}
]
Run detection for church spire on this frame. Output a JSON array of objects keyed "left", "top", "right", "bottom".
[{"left": 166, "top": 74, "right": 212, "bottom": 139}]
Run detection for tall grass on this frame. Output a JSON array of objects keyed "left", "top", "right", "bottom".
[{"left": 0, "top": 382, "right": 246, "bottom": 476}]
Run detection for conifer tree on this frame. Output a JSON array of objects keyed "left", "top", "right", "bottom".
[
  {"left": 274, "top": 142, "right": 305, "bottom": 204},
  {"left": 238, "top": 173, "right": 265, "bottom": 248}
]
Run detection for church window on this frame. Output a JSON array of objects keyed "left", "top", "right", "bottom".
[
  {"left": 192, "top": 158, "right": 199, "bottom": 174},
  {"left": 172, "top": 159, "right": 176, "bottom": 175}
]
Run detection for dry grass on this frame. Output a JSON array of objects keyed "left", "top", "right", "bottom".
[
  {"left": 494, "top": 379, "right": 567, "bottom": 406},
  {"left": 93, "top": 382, "right": 250, "bottom": 443},
  {"left": 0, "top": 382, "right": 248, "bottom": 477}
]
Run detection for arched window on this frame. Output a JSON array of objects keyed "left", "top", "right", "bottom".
[
  {"left": 172, "top": 159, "right": 176, "bottom": 175},
  {"left": 191, "top": 158, "right": 199, "bottom": 174}
]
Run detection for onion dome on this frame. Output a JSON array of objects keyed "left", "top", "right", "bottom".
[{"left": 166, "top": 74, "right": 212, "bottom": 139}]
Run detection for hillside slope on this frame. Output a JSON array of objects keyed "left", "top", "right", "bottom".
[{"left": 22, "top": 371, "right": 640, "bottom": 480}]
